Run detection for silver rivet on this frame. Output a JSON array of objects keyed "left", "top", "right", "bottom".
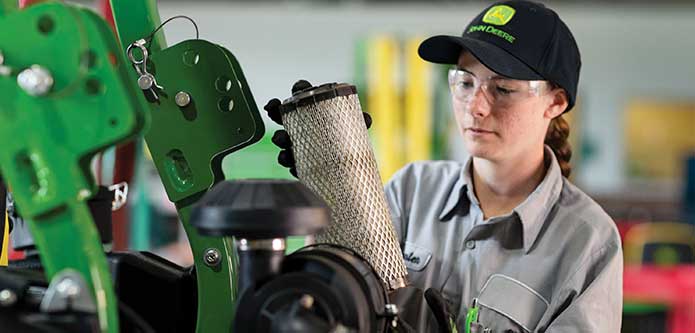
[
  {"left": 204, "top": 248, "right": 221, "bottom": 267},
  {"left": 0, "top": 289, "right": 17, "bottom": 307},
  {"left": 56, "top": 278, "right": 80, "bottom": 299},
  {"left": 175, "top": 91, "right": 192, "bottom": 107},
  {"left": 299, "top": 295, "right": 314, "bottom": 309},
  {"left": 465, "top": 240, "right": 476, "bottom": 249},
  {"left": 385, "top": 303, "right": 399, "bottom": 316},
  {"left": 17, "top": 65, "right": 54, "bottom": 96}
]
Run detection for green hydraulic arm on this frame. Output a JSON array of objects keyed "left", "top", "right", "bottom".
[
  {"left": 0, "top": 2, "right": 150, "bottom": 332},
  {"left": 109, "top": 1, "right": 266, "bottom": 332}
]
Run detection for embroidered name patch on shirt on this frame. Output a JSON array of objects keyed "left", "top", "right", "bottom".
[{"left": 402, "top": 241, "right": 432, "bottom": 271}]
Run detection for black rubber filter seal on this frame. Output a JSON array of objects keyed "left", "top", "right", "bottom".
[{"left": 278, "top": 83, "right": 357, "bottom": 114}]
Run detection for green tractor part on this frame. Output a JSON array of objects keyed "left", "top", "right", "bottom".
[
  {"left": 0, "top": 0, "right": 17, "bottom": 16},
  {"left": 145, "top": 38, "right": 266, "bottom": 333},
  {"left": 0, "top": 2, "right": 150, "bottom": 332},
  {"left": 109, "top": 2, "right": 265, "bottom": 332}
]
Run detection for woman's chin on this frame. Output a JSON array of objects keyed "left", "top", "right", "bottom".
[{"left": 464, "top": 142, "right": 498, "bottom": 160}]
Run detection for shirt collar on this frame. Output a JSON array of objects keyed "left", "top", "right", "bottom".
[
  {"left": 514, "top": 146, "right": 564, "bottom": 253},
  {"left": 437, "top": 158, "right": 473, "bottom": 221},
  {"left": 437, "top": 146, "right": 564, "bottom": 253}
]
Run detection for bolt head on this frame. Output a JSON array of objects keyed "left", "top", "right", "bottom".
[
  {"left": 0, "top": 52, "right": 12, "bottom": 76},
  {"left": 137, "top": 74, "right": 154, "bottom": 90},
  {"left": 299, "top": 294, "right": 314, "bottom": 309},
  {"left": 0, "top": 289, "right": 17, "bottom": 307},
  {"left": 175, "top": 91, "right": 192, "bottom": 107},
  {"left": 56, "top": 278, "right": 80, "bottom": 298},
  {"left": 17, "top": 65, "right": 54, "bottom": 96},
  {"left": 385, "top": 304, "right": 399, "bottom": 315},
  {"left": 204, "top": 248, "right": 221, "bottom": 267}
]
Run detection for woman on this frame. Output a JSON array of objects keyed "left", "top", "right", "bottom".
[
  {"left": 385, "top": 1, "right": 623, "bottom": 332},
  {"left": 266, "top": 1, "right": 623, "bottom": 332}
]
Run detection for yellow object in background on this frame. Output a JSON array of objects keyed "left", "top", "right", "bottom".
[
  {"left": 623, "top": 222, "right": 695, "bottom": 266},
  {"left": 404, "top": 37, "right": 433, "bottom": 162},
  {"left": 625, "top": 100, "right": 695, "bottom": 180},
  {"left": 367, "top": 36, "right": 403, "bottom": 182},
  {"left": 1, "top": 213, "right": 8, "bottom": 266}
]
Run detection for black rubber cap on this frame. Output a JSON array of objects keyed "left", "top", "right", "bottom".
[
  {"left": 191, "top": 179, "right": 330, "bottom": 239},
  {"left": 279, "top": 83, "right": 357, "bottom": 114}
]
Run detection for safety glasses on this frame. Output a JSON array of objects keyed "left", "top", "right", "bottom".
[{"left": 448, "top": 69, "right": 547, "bottom": 106}]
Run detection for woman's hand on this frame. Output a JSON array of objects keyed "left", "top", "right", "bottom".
[{"left": 264, "top": 80, "right": 372, "bottom": 178}]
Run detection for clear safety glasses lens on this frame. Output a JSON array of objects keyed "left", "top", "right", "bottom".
[{"left": 448, "top": 69, "right": 545, "bottom": 105}]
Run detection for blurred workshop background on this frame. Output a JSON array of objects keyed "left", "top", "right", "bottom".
[{"left": 4, "top": 0, "right": 695, "bottom": 332}]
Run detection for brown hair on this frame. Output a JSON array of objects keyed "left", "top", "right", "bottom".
[{"left": 545, "top": 115, "right": 572, "bottom": 178}]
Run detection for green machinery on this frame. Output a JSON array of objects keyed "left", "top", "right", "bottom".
[
  {"left": 110, "top": 1, "right": 265, "bottom": 332},
  {"left": 0, "top": 0, "right": 264, "bottom": 332}
]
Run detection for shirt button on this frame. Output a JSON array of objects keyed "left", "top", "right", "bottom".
[{"left": 465, "top": 240, "right": 476, "bottom": 249}]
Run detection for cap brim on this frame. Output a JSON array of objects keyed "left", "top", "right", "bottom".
[{"left": 418, "top": 35, "right": 543, "bottom": 81}]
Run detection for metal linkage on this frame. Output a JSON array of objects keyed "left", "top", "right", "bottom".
[{"left": 0, "top": 3, "right": 150, "bottom": 332}]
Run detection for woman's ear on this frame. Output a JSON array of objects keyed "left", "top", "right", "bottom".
[{"left": 544, "top": 87, "right": 568, "bottom": 119}]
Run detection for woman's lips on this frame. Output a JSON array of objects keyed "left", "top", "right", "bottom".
[{"left": 467, "top": 127, "right": 494, "bottom": 134}]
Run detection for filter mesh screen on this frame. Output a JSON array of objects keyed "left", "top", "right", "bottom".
[{"left": 282, "top": 93, "right": 407, "bottom": 290}]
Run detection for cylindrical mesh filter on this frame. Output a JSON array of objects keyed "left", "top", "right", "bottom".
[{"left": 279, "top": 83, "right": 407, "bottom": 290}]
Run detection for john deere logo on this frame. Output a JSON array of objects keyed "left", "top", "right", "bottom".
[{"left": 483, "top": 5, "right": 516, "bottom": 26}]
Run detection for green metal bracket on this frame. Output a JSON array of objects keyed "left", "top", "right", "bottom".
[
  {"left": 0, "top": 2, "right": 150, "bottom": 332},
  {"left": 109, "top": 2, "right": 265, "bottom": 332},
  {"left": 146, "top": 40, "right": 264, "bottom": 202},
  {"left": 148, "top": 39, "right": 265, "bottom": 332},
  {"left": 145, "top": 40, "right": 264, "bottom": 200}
]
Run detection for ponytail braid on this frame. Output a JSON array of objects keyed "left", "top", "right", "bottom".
[{"left": 545, "top": 115, "right": 572, "bottom": 178}]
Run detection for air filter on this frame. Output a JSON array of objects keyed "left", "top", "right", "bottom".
[{"left": 279, "top": 83, "right": 407, "bottom": 290}]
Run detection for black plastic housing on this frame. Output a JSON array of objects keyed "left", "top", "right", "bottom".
[{"left": 190, "top": 179, "right": 329, "bottom": 238}]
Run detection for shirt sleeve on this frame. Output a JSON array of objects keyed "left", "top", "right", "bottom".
[
  {"left": 384, "top": 167, "right": 407, "bottom": 243},
  {"left": 540, "top": 242, "right": 623, "bottom": 332}
]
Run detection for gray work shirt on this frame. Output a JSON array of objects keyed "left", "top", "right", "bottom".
[{"left": 384, "top": 147, "right": 623, "bottom": 332}]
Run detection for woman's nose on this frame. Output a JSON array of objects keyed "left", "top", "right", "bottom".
[{"left": 467, "top": 87, "right": 492, "bottom": 118}]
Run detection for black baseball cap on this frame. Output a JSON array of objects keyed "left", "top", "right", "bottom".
[{"left": 418, "top": 0, "right": 581, "bottom": 111}]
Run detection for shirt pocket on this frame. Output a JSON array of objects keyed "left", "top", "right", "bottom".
[
  {"left": 402, "top": 241, "right": 433, "bottom": 272},
  {"left": 401, "top": 241, "right": 436, "bottom": 290},
  {"left": 477, "top": 274, "right": 549, "bottom": 333}
]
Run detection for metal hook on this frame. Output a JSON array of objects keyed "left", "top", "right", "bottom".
[
  {"left": 126, "top": 39, "right": 149, "bottom": 75},
  {"left": 127, "top": 38, "right": 164, "bottom": 95}
]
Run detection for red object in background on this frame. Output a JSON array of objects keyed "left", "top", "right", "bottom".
[
  {"left": 615, "top": 220, "right": 644, "bottom": 246},
  {"left": 7, "top": 238, "right": 24, "bottom": 261},
  {"left": 97, "top": 0, "right": 137, "bottom": 251},
  {"left": 18, "top": 0, "right": 45, "bottom": 8},
  {"left": 111, "top": 143, "right": 136, "bottom": 250},
  {"left": 623, "top": 265, "right": 695, "bottom": 333},
  {"left": 97, "top": 0, "right": 116, "bottom": 30}
]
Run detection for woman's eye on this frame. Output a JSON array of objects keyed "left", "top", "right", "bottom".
[
  {"left": 458, "top": 81, "right": 475, "bottom": 89},
  {"left": 495, "top": 86, "right": 515, "bottom": 95}
]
